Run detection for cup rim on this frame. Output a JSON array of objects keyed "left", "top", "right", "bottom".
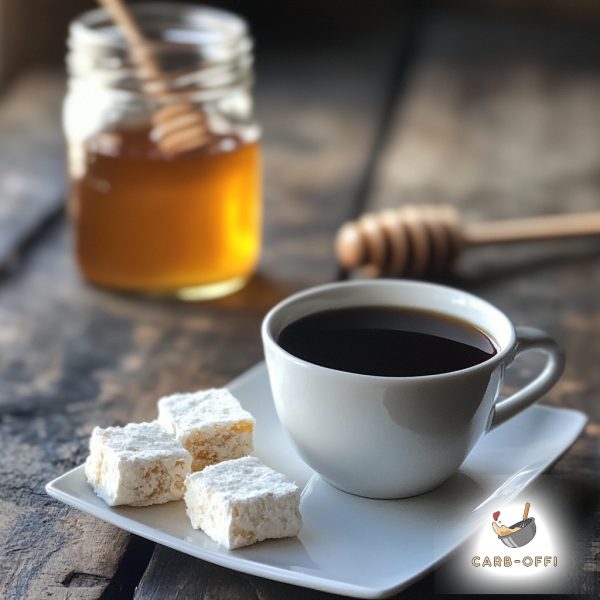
[{"left": 261, "top": 279, "right": 516, "bottom": 382}]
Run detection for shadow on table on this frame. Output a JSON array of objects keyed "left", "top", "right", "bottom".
[
  {"left": 212, "top": 271, "right": 302, "bottom": 312},
  {"left": 447, "top": 240, "right": 600, "bottom": 291},
  {"left": 88, "top": 270, "right": 303, "bottom": 322}
]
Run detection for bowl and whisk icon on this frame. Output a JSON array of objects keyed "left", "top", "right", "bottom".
[{"left": 492, "top": 502, "right": 537, "bottom": 548}]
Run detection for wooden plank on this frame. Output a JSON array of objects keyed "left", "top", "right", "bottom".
[
  {"left": 0, "top": 26, "right": 404, "bottom": 600},
  {"left": 0, "top": 1, "right": 100, "bottom": 84},
  {"left": 0, "top": 71, "right": 65, "bottom": 274},
  {"left": 450, "top": 0, "right": 600, "bottom": 22},
  {"left": 367, "top": 13, "right": 600, "bottom": 596},
  {"left": 0, "top": 0, "right": 28, "bottom": 84},
  {"left": 133, "top": 553, "right": 339, "bottom": 600}
]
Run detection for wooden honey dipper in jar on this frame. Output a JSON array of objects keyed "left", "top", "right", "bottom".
[
  {"left": 98, "top": 0, "right": 208, "bottom": 154},
  {"left": 336, "top": 205, "right": 600, "bottom": 277}
]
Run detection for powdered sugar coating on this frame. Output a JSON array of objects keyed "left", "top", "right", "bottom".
[
  {"left": 184, "top": 456, "right": 302, "bottom": 549},
  {"left": 89, "top": 422, "right": 191, "bottom": 460},
  {"left": 157, "top": 389, "right": 255, "bottom": 471},
  {"left": 158, "top": 389, "right": 255, "bottom": 439},
  {"left": 85, "top": 422, "right": 191, "bottom": 507},
  {"left": 195, "top": 456, "right": 299, "bottom": 501}
]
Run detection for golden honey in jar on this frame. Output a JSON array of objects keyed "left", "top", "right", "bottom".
[{"left": 64, "top": 4, "right": 261, "bottom": 299}]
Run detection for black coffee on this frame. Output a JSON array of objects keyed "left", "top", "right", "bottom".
[{"left": 278, "top": 306, "right": 496, "bottom": 377}]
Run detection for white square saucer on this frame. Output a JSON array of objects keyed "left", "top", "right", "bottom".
[{"left": 46, "top": 363, "right": 586, "bottom": 598}]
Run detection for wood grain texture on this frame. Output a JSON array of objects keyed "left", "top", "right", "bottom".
[
  {"left": 368, "top": 13, "right": 600, "bottom": 596},
  {"left": 0, "top": 0, "right": 100, "bottom": 83},
  {"left": 0, "top": 27, "right": 403, "bottom": 600},
  {"left": 0, "top": 71, "right": 65, "bottom": 274},
  {"left": 135, "top": 551, "right": 346, "bottom": 600}
]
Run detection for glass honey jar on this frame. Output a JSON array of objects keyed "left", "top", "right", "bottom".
[{"left": 64, "top": 3, "right": 261, "bottom": 299}]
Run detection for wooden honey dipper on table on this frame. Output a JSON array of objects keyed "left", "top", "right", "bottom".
[
  {"left": 336, "top": 204, "right": 600, "bottom": 277},
  {"left": 98, "top": 0, "right": 209, "bottom": 154}
]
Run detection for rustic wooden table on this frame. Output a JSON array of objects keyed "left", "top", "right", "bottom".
[{"left": 1, "top": 8, "right": 599, "bottom": 599}]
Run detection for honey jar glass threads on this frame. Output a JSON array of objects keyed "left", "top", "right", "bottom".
[{"left": 64, "top": 3, "right": 261, "bottom": 299}]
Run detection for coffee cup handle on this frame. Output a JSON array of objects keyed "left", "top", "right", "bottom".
[{"left": 490, "top": 326, "right": 565, "bottom": 430}]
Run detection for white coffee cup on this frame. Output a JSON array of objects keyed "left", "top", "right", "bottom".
[{"left": 261, "top": 280, "right": 564, "bottom": 499}]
